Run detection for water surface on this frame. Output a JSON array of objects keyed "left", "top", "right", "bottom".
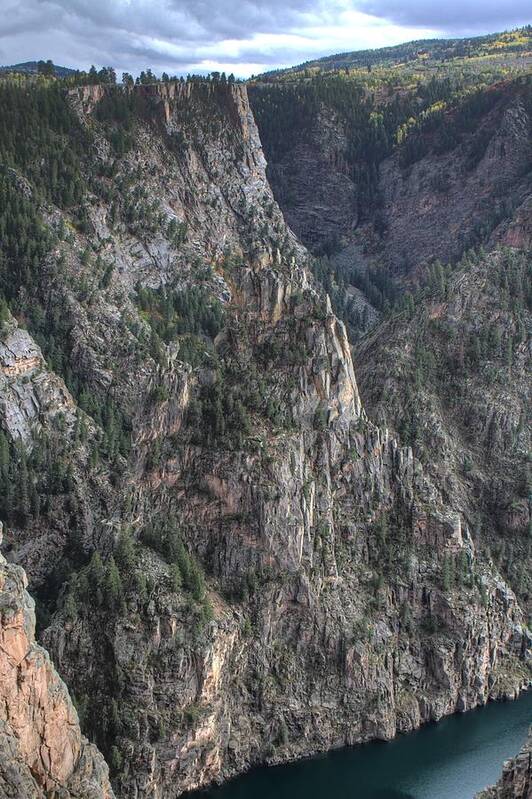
[{"left": 195, "top": 691, "right": 532, "bottom": 799}]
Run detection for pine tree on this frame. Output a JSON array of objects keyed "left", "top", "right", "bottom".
[
  {"left": 105, "top": 555, "right": 125, "bottom": 613},
  {"left": 0, "top": 431, "right": 10, "bottom": 478},
  {"left": 134, "top": 572, "right": 148, "bottom": 603},
  {"left": 88, "top": 551, "right": 105, "bottom": 603},
  {"left": 442, "top": 554, "right": 455, "bottom": 591},
  {"left": 169, "top": 562, "right": 182, "bottom": 593},
  {"left": 458, "top": 549, "right": 470, "bottom": 585},
  {"left": 505, "top": 335, "right": 513, "bottom": 370},
  {"left": 110, "top": 745, "right": 123, "bottom": 772},
  {"left": 63, "top": 592, "right": 78, "bottom": 622},
  {"left": 0, "top": 296, "right": 9, "bottom": 325},
  {"left": 18, "top": 452, "right": 30, "bottom": 522},
  {"left": 115, "top": 526, "right": 136, "bottom": 573},
  {"left": 30, "top": 483, "right": 40, "bottom": 519},
  {"left": 187, "top": 558, "right": 205, "bottom": 602},
  {"left": 110, "top": 699, "right": 121, "bottom": 736}
]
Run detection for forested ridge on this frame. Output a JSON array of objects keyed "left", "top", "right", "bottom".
[{"left": 261, "top": 25, "right": 532, "bottom": 75}]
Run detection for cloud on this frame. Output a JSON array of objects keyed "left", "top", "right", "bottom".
[
  {"left": 0, "top": 0, "right": 528, "bottom": 78},
  {"left": 357, "top": 0, "right": 531, "bottom": 33}
]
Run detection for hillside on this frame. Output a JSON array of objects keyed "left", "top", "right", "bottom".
[
  {"left": 262, "top": 26, "right": 532, "bottom": 78},
  {"left": 355, "top": 248, "right": 531, "bottom": 613},
  {"left": 251, "top": 64, "right": 532, "bottom": 256},
  {"left": 0, "top": 60, "right": 77, "bottom": 77},
  {"left": 250, "top": 61, "right": 532, "bottom": 340}
]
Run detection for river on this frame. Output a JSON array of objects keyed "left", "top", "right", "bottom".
[{"left": 193, "top": 691, "right": 532, "bottom": 799}]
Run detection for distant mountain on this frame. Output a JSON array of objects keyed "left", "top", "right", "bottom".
[
  {"left": 261, "top": 25, "right": 532, "bottom": 78},
  {"left": 0, "top": 60, "right": 77, "bottom": 77}
]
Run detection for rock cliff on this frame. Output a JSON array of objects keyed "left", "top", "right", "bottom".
[
  {"left": 375, "top": 84, "right": 532, "bottom": 277},
  {"left": 0, "top": 524, "right": 114, "bottom": 798},
  {"left": 476, "top": 729, "right": 532, "bottom": 799},
  {"left": 355, "top": 248, "right": 531, "bottom": 617},
  {"left": 252, "top": 78, "right": 532, "bottom": 274}
]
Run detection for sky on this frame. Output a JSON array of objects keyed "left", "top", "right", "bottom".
[{"left": 0, "top": 0, "right": 530, "bottom": 78}]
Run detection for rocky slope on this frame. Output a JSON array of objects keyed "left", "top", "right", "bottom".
[
  {"left": 0, "top": 75, "right": 529, "bottom": 799},
  {"left": 354, "top": 248, "right": 531, "bottom": 616},
  {"left": 252, "top": 74, "right": 532, "bottom": 280},
  {"left": 476, "top": 729, "right": 532, "bottom": 798},
  {"left": 371, "top": 82, "right": 532, "bottom": 277},
  {"left": 0, "top": 523, "right": 114, "bottom": 798}
]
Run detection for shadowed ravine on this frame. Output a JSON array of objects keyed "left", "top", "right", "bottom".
[{"left": 192, "top": 691, "right": 532, "bottom": 799}]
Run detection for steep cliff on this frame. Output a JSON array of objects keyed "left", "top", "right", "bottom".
[
  {"left": 372, "top": 82, "right": 532, "bottom": 277},
  {"left": 354, "top": 248, "right": 531, "bottom": 615},
  {"left": 252, "top": 76, "right": 532, "bottom": 272},
  {"left": 476, "top": 729, "right": 532, "bottom": 799},
  {"left": 0, "top": 524, "right": 114, "bottom": 798},
  {"left": 0, "top": 76, "right": 529, "bottom": 799}
]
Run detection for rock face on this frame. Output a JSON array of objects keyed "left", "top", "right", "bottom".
[
  {"left": 0, "top": 312, "right": 114, "bottom": 589},
  {"left": 375, "top": 86, "right": 532, "bottom": 276},
  {"left": 264, "top": 108, "right": 357, "bottom": 252},
  {"left": 0, "top": 322, "right": 75, "bottom": 448},
  {"left": 0, "top": 77, "right": 529, "bottom": 799},
  {"left": 476, "top": 730, "right": 532, "bottom": 799},
  {"left": 354, "top": 248, "right": 531, "bottom": 618},
  {"left": 0, "top": 524, "right": 114, "bottom": 798},
  {"left": 253, "top": 78, "right": 532, "bottom": 274}
]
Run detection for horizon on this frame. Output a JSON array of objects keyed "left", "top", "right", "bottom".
[
  {"left": 1, "top": 1, "right": 530, "bottom": 79},
  {"left": 3, "top": 24, "right": 531, "bottom": 81}
]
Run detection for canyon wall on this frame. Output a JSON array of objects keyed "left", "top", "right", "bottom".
[{"left": 0, "top": 79, "right": 529, "bottom": 797}]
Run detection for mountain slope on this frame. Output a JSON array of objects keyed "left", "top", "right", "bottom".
[
  {"left": 0, "top": 61, "right": 77, "bottom": 77},
  {"left": 251, "top": 74, "right": 532, "bottom": 261},
  {"left": 250, "top": 69, "right": 532, "bottom": 356},
  {"left": 263, "top": 26, "right": 532, "bottom": 77},
  {"left": 355, "top": 248, "right": 532, "bottom": 613}
]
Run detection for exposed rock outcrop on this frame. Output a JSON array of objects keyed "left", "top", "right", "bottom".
[
  {"left": 375, "top": 88, "right": 532, "bottom": 277},
  {"left": 253, "top": 79, "right": 532, "bottom": 276},
  {"left": 476, "top": 729, "right": 532, "bottom": 798},
  {"left": 0, "top": 322, "right": 74, "bottom": 448},
  {"left": 0, "top": 524, "right": 114, "bottom": 798}
]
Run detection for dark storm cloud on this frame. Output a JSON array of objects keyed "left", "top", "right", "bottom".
[
  {"left": 358, "top": 0, "right": 531, "bottom": 33},
  {"left": 164, "top": 0, "right": 327, "bottom": 40},
  {"left": 1, "top": 0, "right": 333, "bottom": 72},
  {"left": 4, "top": 0, "right": 322, "bottom": 47},
  {"left": 0, "top": 0, "right": 311, "bottom": 75},
  {"left": 0, "top": 0, "right": 529, "bottom": 77}
]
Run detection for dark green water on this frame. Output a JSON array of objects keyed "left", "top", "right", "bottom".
[{"left": 195, "top": 691, "right": 532, "bottom": 799}]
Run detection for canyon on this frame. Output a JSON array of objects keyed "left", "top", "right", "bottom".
[{"left": 0, "top": 38, "right": 530, "bottom": 798}]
